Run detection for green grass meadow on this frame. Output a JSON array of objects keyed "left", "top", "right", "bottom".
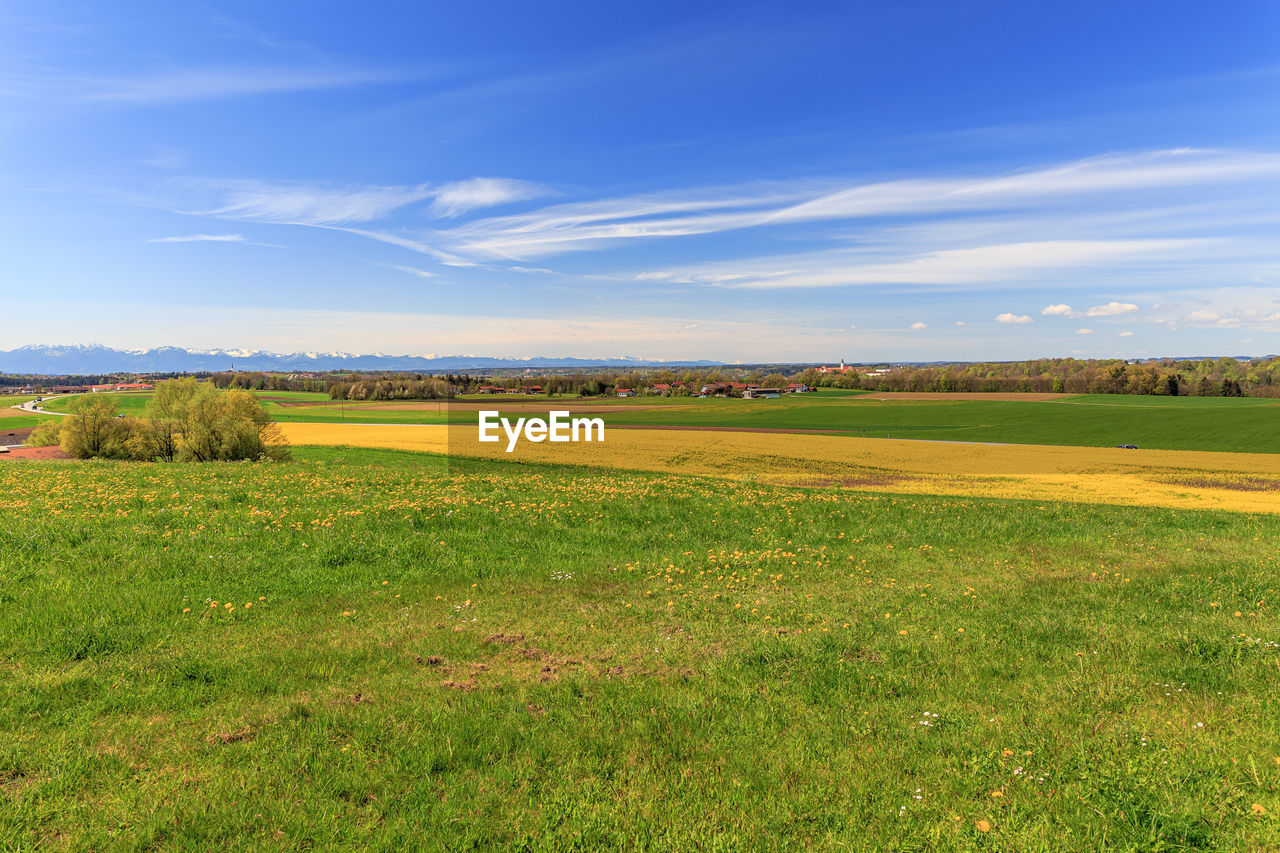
[{"left": 3, "top": 447, "right": 1280, "bottom": 849}]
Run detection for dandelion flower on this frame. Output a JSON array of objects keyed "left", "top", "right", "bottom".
[
  {"left": 990, "top": 790, "right": 1003, "bottom": 798},
  {"left": 1252, "top": 803, "right": 1267, "bottom": 815},
  {"left": 343, "top": 611, "right": 351, "bottom": 617},
  {"left": 975, "top": 819, "right": 991, "bottom": 832},
  {"left": 182, "top": 607, "right": 191, "bottom": 613}
]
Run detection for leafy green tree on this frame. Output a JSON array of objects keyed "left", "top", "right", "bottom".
[
  {"left": 60, "top": 394, "right": 126, "bottom": 458},
  {"left": 144, "top": 379, "right": 289, "bottom": 462}
]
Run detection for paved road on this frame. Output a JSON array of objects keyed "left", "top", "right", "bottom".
[{"left": 12, "top": 395, "right": 72, "bottom": 416}]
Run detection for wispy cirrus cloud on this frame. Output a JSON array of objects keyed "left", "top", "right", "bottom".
[
  {"left": 148, "top": 233, "right": 246, "bottom": 243},
  {"left": 637, "top": 239, "right": 1203, "bottom": 290},
  {"left": 147, "top": 233, "right": 285, "bottom": 249},
  {"left": 200, "top": 180, "right": 436, "bottom": 225},
  {"left": 433, "top": 149, "right": 1280, "bottom": 261},
  {"left": 192, "top": 176, "right": 546, "bottom": 229},
  {"left": 428, "top": 178, "right": 549, "bottom": 218},
  {"left": 3, "top": 64, "right": 436, "bottom": 105},
  {"left": 379, "top": 262, "right": 436, "bottom": 279}
]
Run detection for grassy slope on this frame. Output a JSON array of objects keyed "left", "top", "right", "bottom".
[{"left": 2, "top": 448, "right": 1279, "bottom": 849}]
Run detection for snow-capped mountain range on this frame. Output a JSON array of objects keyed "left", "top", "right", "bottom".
[{"left": 0, "top": 344, "right": 718, "bottom": 374}]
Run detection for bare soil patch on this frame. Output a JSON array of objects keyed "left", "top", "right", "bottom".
[
  {"left": 1, "top": 427, "right": 34, "bottom": 447},
  {"left": 0, "top": 444, "right": 67, "bottom": 461}
]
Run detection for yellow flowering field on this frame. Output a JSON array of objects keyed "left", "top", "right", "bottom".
[{"left": 278, "top": 422, "right": 1280, "bottom": 513}]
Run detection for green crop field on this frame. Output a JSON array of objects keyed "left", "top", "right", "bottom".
[
  {"left": 40, "top": 389, "right": 1279, "bottom": 453},
  {"left": 3, "top": 447, "right": 1280, "bottom": 849}
]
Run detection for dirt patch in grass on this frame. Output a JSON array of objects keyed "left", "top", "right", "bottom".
[
  {"left": 442, "top": 679, "right": 478, "bottom": 692},
  {"left": 1, "top": 769, "right": 37, "bottom": 798},
  {"left": 485, "top": 633, "right": 525, "bottom": 644},
  {"left": 207, "top": 726, "right": 256, "bottom": 745}
]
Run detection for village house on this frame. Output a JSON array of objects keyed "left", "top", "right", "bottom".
[
  {"left": 615, "top": 388, "right": 635, "bottom": 397},
  {"left": 816, "top": 358, "right": 856, "bottom": 374}
]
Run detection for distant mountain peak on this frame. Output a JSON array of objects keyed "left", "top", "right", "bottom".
[{"left": 0, "top": 344, "right": 719, "bottom": 374}]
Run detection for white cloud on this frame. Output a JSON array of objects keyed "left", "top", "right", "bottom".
[
  {"left": 1118, "top": 331, "right": 1135, "bottom": 337},
  {"left": 148, "top": 234, "right": 245, "bottom": 243},
  {"left": 711, "top": 240, "right": 1198, "bottom": 290},
  {"left": 955, "top": 321, "right": 966, "bottom": 326},
  {"left": 435, "top": 148, "right": 1280, "bottom": 260},
  {"left": 381, "top": 263, "right": 435, "bottom": 279},
  {"left": 428, "top": 178, "right": 548, "bottom": 218},
  {"left": 1076, "top": 328, "right": 1095, "bottom": 335},
  {"left": 203, "top": 180, "right": 434, "bottom": 225},
  {"left": 909, "top": 322, "right": 927, "bottom": 330},
  {"left": 996, "top": 313, "right": 1033, "bottom": 325},
  {"left": 1038, "top": 301, "right": 1140, "bottom": 319},
  {"left": 74, "top": 66, "right": 428, "bottom": 105},
  {"left": 848, "top": 324, "right": 857, "bottom": 330},
  {"left": 1083, "top": 301, "right": 1139, "bottom": 317},
  {"left": 1137, "top": 287, "right": 1280, "bottom": 330}
]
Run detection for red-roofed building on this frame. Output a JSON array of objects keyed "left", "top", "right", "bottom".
[{"left": 816, "top": 358, "right": 855, "bottom": 374}]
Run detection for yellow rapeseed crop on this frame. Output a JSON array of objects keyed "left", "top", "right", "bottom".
[{"left": 277, "top": 422, "right": 1280, "bottom": 513}]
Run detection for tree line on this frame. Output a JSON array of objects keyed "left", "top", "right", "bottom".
[
  {"left": 798, "top": 357, "right": 1278, "bottom": 397},
  {"left": 315, "top": 357, "right": 1278, "bottom": 399}
]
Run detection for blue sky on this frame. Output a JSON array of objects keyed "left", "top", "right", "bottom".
[{"left": 2, "top": 0, "right": 1279, "bottom": 362}]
